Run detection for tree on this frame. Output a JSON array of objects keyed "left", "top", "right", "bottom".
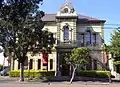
[
  {"left": 111, "top": 29, "right": 120, "bottom": 58},
  {"left": 65, "top": 47, "right": 89, "bottom": 84},
  {"left": 110, "top": 29, "right": 120, "bottom": 73},
  {"left": 0, "top": 0, "right": 55, "bottom": 81}
]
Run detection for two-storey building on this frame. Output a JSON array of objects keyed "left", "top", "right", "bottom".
[{"left": 11, "top": 2, "right": 106, "bottom": 76}]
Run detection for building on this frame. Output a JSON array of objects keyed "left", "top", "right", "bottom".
[
  {"left": 0, "top": 53, "right": 9, "bottom": 66},
  {"left": 108, "top": 53, "right": 120, "bottom": 80},
  {"left": 10, "top": 2, "right": 106, "bottom": 76},
  {"left": 0, "top": 46, "right": 9, "bottom": 67}
]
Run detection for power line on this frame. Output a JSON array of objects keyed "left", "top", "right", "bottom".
[
  {"left": 104, "top": 24, "right": 120, "bottom": 26},
  {"left": 79, "top": 24, "right": 120, "bottom": 26},
  {"left": 77, "top": 26, "right": 117, "bottom": 29},
  {"left": 80, "top": 24, "right": 120, "bottom": 26}
]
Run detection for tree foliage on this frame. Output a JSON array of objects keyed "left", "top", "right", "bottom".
[
  {"left": 0, "top": 0, "right": 55, "bottom": 62},
  {"left": 0, "top": 0, "right": 55, "bottom": 81},
  {"left": 65, "top": 47, "right": 89, "bottom": 66},
  {"left": 105, "top": 45, "right": 111, "bottom": 53},
  {"left": 111, "top": 29, "right": 120, "bottom": 61},
  {"left": 65, "top": 47, "right": 90, "bottom": 83}
]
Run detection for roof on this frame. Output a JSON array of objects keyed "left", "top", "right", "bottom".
[
  {"left": 42, "top": 13, "right": 105, "bottom": 22},
  {"left": 42, "top": 14, "right": 56, "bottom": 22}
]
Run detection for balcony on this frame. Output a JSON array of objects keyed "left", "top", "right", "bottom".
[
  {"left": 56, "top": 40, "right": 78, "bottom": 49},
  {"left": 76, "top": 40, "right": 102, "bottom": 50},
  {"left": 56, "top": 40, "right": 102, "bottom": 50}
]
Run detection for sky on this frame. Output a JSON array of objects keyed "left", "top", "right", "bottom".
[{"left": 39, "top": 0, "right": 120, "bottom": 45}]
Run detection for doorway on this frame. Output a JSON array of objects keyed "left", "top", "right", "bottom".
[{"left": 60, "top": 52, "right": 71, "bottom": 76}]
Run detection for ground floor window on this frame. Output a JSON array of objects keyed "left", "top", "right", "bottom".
[
  {"left": 50, "top": 59, "right": 53, "bottom": 70},
  {"left": 116, "top": 65, "right": 120, "bottom": 73},
  {"left": 29, "top": 59, "right": 33, "bottom": 69},
  {"left": 93, "top": 59, "right": 97, "bottom": 70},
  {"left": 38, "top": 59, "right": 41, "bottom": 69}
]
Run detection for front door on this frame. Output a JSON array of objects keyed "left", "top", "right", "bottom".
[{"left": 60, "top": 52, "right": 71, "bottom": 76}]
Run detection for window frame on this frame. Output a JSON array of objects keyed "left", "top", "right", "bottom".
[
  {"left": 29, "top": 59, "right": 33, "bottom": 70},
  {"left": 50, "top": 59, "right": 53, "bottom": 70},
  {"left": 63, "top": 25, "right": 69, "bottom": 42},
  {"left": 38, "top": 59, "right": 41, "bottom": 70}
]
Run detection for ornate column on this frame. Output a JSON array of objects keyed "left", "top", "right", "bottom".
[
  {"left": 57, "top": 19, "right": 61, "bottom": 44},
  {"left": 33, "top": 59, "right": 35, "bottom": 70},
  {"left": 14, "top": 60, "right": 18, "bottom": 70},
  {"left": 69, "top": 26, "right": 73, "bottom": 43},
  {"left": 35, "top": 59, "right": 38, "bottom": 70},
  {"left": 91, "top": 58, "right": 94, "bottom": 70},
  {"left": 57, "top": 52, "right": 61, "bottom": 76}
]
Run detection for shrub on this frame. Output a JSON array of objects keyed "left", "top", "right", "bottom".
[
  {"left": 9, "top": 70, "right": 55, "bottom": 78},
  {"left": 76, "top": 70, "right": 111, "bottom": 78}
]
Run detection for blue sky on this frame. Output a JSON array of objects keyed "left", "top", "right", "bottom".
[{"left": 39, "top": 0, "right": 120, "bottom": 45}]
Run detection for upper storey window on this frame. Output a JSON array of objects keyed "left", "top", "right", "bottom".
[
  {"left": 63, "top": 26, "right": 69, "bottom": 41},
  {"left": 86, "top": 30, "right": 91, "bottom": 45}
]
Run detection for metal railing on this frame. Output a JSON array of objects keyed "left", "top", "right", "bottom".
[{"left": 56, "top": 40, "right": 102, "bottom": 48}]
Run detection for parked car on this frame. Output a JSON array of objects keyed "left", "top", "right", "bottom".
[{"left": 0, "top": 68, "right": 9, "bottom": 76}]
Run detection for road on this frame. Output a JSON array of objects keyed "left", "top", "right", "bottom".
[
  {"left": 0, "top": 82, "right": 120, "bottom": 87},
  {"left": 0, "top": 76, "right": 120, "bottom": 87}
]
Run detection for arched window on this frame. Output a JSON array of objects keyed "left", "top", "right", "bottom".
[{"left": 63, "top": 26, "right": 69, "bottom": 41}]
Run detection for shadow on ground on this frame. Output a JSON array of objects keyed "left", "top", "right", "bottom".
[
  {"left": 0, "top": 76, "right": 120, "bottom": 84},
  {"left": 29, "top": 76, "right": 120, "bottom": 83}
]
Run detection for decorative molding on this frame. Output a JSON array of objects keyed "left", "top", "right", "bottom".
[
  {"left": 60, "top": 28, "right": 64, "bottom": 31},
  {"left": 69, "top": 28, "right": 73, "bottom": 31}
]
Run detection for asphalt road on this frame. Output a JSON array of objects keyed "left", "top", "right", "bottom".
[
  {"left": 0, "top": 76, "right": 120, "bottom": 87},
  {"left": 0, "top": 82, "right": 120, "bottom": 87}
]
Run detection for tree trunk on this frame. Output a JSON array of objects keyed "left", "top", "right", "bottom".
[
  {"left": 69, "top": 64, "right": 72, "bottom": 76},
  {"left": 19, "top": 62, "right": 24, "bottom": 81},
  {"left": 70, "top": 65, "right": 77, "bottom": 84}
]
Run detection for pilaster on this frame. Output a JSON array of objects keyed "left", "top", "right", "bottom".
[
  {"left": 73, "top": 19, "right": 77, "bottom": 43},
  {"left": 57, "top": 19, "right": 61, "bottom": 43},
  {"left": 14, "top": 60, "right": 18, "bottom": 70},
  {"left": 10, "top": 58, "right": 14, "bottom": 70},
  {"left": 33, "top": 59, "right": 35, "bottom": 70},
  {"left": 92, "top": 58, "right": 94, "bottom": 70},
  {"left": 35, "top": 59, "right": 38, "bottom": 70}
]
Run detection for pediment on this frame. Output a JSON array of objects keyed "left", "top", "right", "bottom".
[
  {"left": 56, "top": 3, "right": 78, "bottom": 17},
  {"left": 60, "top": 3, "right": 75, "bottom": 14}
]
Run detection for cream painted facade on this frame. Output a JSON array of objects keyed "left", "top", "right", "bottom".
[{"left": 11, "top": 2, "right": 106, "bottom": 75}]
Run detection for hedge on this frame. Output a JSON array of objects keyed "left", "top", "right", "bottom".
[
  {"left": 9, "top": 70, "right": 111, "bottom": 78},
  {"left": 113, "top": 61, "right": 120, "bottom": 65},
  {"left": 76, "top": 70, "right": 111, "bottom": 78},
  {"left": 9, "top": 70, "right": 55, "bottom": 78}
]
